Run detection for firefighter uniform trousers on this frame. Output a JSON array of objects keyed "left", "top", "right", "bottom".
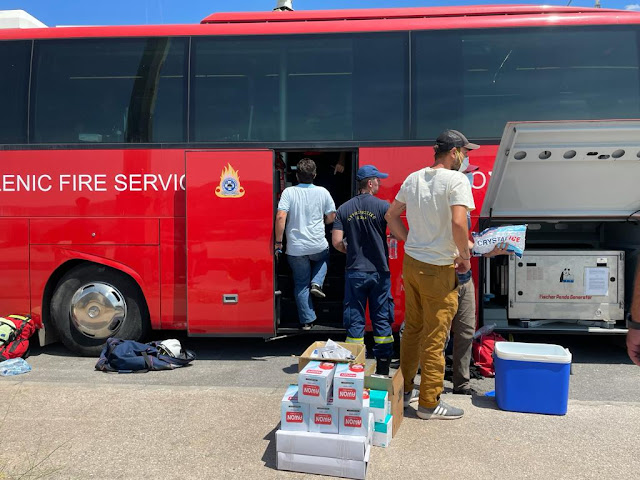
[{"left": 343, "top": 270, "right": 394, "bottom": 359}]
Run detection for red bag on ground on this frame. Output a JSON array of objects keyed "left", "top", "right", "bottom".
[
  {"left": 472, "top": 332, "right": 506, "bottom": 377},
  {"left": 0, "top": 314, "right": 36, "bottom": 361}
]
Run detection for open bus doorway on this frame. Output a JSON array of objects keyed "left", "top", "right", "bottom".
[{"left": 275, "top": 149, "right": 356, "bottom": 333}]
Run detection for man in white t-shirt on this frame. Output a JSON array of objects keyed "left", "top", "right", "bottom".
[
  {"left": 385, "top": 129, "right": 477, "bottom": 420},
  {"left": 275, "top": 158, "right": 336, "bottom": 330}
]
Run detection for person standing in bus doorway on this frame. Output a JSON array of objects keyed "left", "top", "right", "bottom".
[
  {"left": 385, "top": 129, "right": 476, "bottom": 420},
  {"left": 275, "top": 158, "right": 336, "bottom": 330},
  {"left": 332, "top": 165, "right": 395, "bottom": 376},
  {"left": 627, "top": 265, "right": 640, "bottom": 366}
]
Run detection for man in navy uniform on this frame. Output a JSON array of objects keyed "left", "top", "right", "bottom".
[{"left": 332, "top": 165, "right": 394, "bottom": 375}]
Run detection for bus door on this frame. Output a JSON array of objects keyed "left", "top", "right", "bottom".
[{"left": 185, "top": 150, "right": 275, "bottom": 336}]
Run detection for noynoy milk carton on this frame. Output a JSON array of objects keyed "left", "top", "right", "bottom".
[
  {"left": 281, "top": 385, "right": 310, "bottom": 431},
  {"left": 339, "top": 405, "right": 371, "bottom": 437},
  {"left": 333, "top": 363, "right": 365, "bottom": 408},
  {"left": 309, "top": 395, "right": 339, "bottom": 434},
  {"left": 298, "top": 361, "right": 336, "bottom": 405}
]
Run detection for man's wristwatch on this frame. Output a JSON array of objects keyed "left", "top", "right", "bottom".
[{"left": 627, "top": 315, "right": 640, "bottom": 330}]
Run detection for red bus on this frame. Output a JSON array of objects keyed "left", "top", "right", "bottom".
[{"left": 1, "top": 5, "right": 639, "bottom": 355}]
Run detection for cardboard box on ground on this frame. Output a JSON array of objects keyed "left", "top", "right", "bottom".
[
  {"left": 277, "top": 341, "right": 404, "bottom": 478},
  {"left": 298, "top": 341, "right": 366, "bottom": 371}
]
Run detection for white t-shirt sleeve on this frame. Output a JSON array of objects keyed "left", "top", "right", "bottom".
[
  {"left": 395, "top": 176, "right": 410, "bottom": 204},
  {"left": 277, "top": 188, "right": 291, "bottom": 212},
  {"left": 323, "top": 189, "right": 337, "bottom": 215},
  {"left": 449, "top": 172, "right": 476, "bottom": 212}
]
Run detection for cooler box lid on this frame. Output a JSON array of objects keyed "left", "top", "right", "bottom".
[
  {"left": 481, "top": 119, "right": 640, "bottom": 219},
  {"left": 494, "top": 342, "right": 572, "bottom": 364}
]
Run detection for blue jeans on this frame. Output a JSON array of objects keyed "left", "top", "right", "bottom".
[
  {"left": 287, "top": 249, "right": 329, "bottom": 325},
  {"left": 343, "top": 270, "right": 394, "bottom": 359}
]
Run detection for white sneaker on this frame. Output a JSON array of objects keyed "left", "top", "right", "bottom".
[
  {"left": 417, "top": 400, "right": 464, "bottom": 420},
  {"left": 403, "top": 389, "right": 419, "bottom": 408}
]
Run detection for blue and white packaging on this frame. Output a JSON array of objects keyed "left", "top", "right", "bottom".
[
  {"left": 472, "top": 224, "right": 527, "bottom": 258},
  {"left": 298, "top": 361, "right": 336, "bottom": 406},
  {"left": 369, "top": 390, "right": 389, "bottom": 423},
  {"left": 339, "top": 406, "right": 371, "bottom": 437},
  {"left": 281, "top": 385, "right": 310, "bottom": 431},
  {"left": 372, "top": 414, "right": 393, "bottom": 448},
  {"left": 309, "top": 395, "right": 339, "bottom": 434},
  {"left": 0, "top": 358, "right": 31, "bottom": 376},
  {"left": 333, "top": 363, "right": 365, "bottom": 408}
]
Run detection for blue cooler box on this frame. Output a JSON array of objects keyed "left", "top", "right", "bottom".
[{"left": 494, "top": 342, "right": 571, "bottom": 415}]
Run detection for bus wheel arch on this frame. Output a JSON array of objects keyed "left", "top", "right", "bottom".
[{"left": 49, "top": 262, "right": 150, "bottom": 356}]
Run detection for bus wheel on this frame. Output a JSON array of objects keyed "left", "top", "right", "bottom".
[{"left": 51, "top": 264, "right": 148, "bottom": 356}]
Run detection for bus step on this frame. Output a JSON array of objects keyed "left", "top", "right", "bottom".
[{"left": 272, "top": 325, "right": 346, "bottom": 338}]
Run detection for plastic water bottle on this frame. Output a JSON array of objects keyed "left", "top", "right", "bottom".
[
  {"left": 472, "top": 323, "right": 497, "bottom": 340},
  {"left": 387, "top": 235, "right": 398, "bottom": 259},
  {"left": 0, "top": 358, "right": 31, "bottom": 376}
]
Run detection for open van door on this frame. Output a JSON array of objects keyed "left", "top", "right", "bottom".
[{"left": 186, "top": 150, "right": 275, "bottom": 336}]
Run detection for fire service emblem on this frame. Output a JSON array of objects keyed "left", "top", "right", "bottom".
[{"left": 215, "top": 163, "right": 245, "bottom": 198}]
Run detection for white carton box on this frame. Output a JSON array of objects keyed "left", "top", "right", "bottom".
[
  {"left": 333, "top": 363, "right": 365, "bottom": 408},
  {"left": 276, "top": 429, "right": 369, "bottom": 460},
  {"left": 369, "top": 389, "right": 389, "bottom": 423},
  {"left": 298, "top": 361, "right": 336, "bottom": 405},
  {"left": 277, "top": 450, "right": 369, "bottom": 480},
  {"left": 373, "top": 414, "right": 393, "bottom": 448},
  {"left": 309, "top": 396, "right": 339, "bottom": 434},
  {"left": 339, "top": 406, "right": 371, "bottom": 437},
  {"left": 362, "top": 389, "right": 370, "bottom": 408},
  {"left": 280, "top": 385, "right": 309, "bottom": 432}
]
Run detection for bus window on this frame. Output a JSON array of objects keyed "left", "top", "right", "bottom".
[
  {"left": 351, "top": 33, "right": 408, "bottom": 141},
  {"left": 31, "top": 37, "right": 187, "bottom": 144},
  {"left": 413, "top": 27, "right": 640, "bottom": 141},
  {"left": 192, "top": 37, "right": 281, "bottom": 142},
  {"left": 0, "top": 41, "right": 30, "bottom": 145},
  {"left": 191, "top": 33, "right": 408, "bottom": 142}
]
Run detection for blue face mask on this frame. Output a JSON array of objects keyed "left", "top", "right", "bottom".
[
  {"left": 465, "top": 173, "right": 474, "bottom": 186},
  {"left": 458, "top": 156, "right": 469, "bottom": 172}
]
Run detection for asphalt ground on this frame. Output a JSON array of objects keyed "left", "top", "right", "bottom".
[{"left": 1, "top": 333, "right": 639, "bottom": 479}]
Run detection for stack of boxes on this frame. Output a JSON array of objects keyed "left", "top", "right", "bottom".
[
  {"left": 277, "top": 359, "right": 393, "bottom": 479},
  {"left": 370, "top": 390, "right": 392, "bottom": 448}
]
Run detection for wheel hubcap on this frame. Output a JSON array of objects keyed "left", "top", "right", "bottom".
[{"left": 70, "top": 282, "right": 127, "bottom": 339}]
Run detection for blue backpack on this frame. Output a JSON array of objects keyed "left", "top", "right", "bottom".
[{"left": 95, "top": 338, "right": 195, "bottom": 373}]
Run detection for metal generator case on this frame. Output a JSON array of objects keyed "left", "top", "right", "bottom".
[{"left": 508, "top": 250, "right": 625, "bottom": 323}]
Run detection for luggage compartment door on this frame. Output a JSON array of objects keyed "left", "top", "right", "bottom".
[{"left": 186, "top": 150, "right": 274, "bottom": 335}]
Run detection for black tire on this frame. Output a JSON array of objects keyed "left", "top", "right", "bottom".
[{"left": 51, "top": 263, "right": 149, "bottom": 356}]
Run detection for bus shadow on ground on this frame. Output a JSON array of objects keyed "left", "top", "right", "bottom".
[{"left": 28, "top": 332, "right": 632, "bottom": 367}]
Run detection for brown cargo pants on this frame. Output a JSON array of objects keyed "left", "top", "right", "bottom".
[{"left": 400, "top": 254, "right": 459, "bottom": 408}]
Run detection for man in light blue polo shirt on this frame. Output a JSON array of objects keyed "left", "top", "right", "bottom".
[{"left": 275, "top": 158, "right": 336, "bottom": 330}]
